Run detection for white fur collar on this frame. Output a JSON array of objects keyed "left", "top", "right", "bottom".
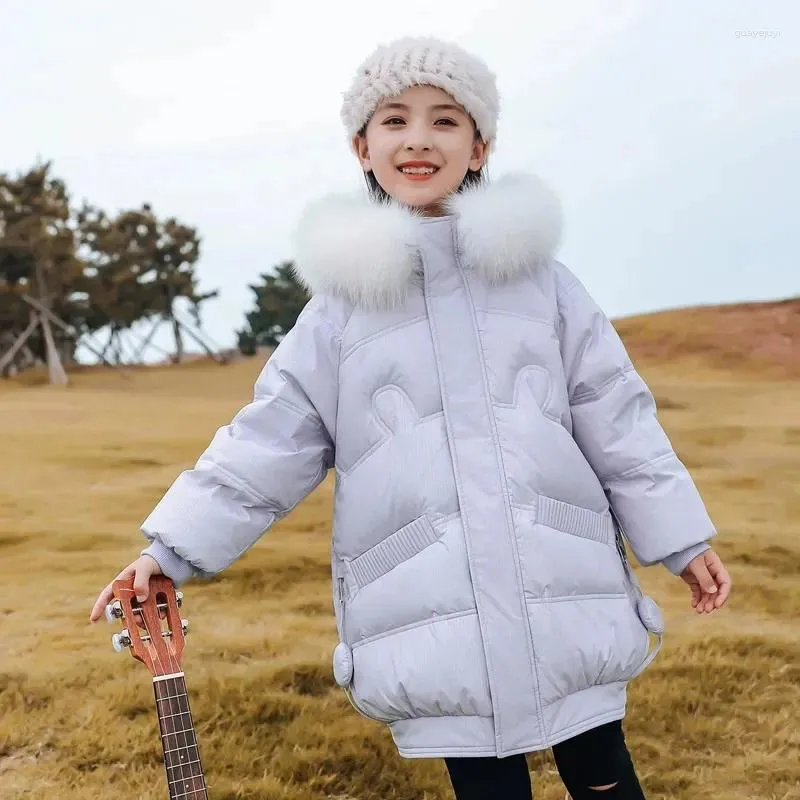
[{"left": 291, "top": 173, "right": 562, "bottom": 311}]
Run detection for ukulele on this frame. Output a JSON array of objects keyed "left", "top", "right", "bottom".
[{"left": 104, "top": 575, "right": 208, "bottom": 799}]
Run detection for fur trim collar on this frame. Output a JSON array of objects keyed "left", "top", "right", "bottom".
[{"left": 291, "top": 173, "right": 562, "bottom": 311}]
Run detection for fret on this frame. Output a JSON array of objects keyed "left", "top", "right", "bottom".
[
  {"left": 155, "top": 692, "right": 190, "bottom": 704},
  {"left": 170, "top": 783, "right": 206, "bottom": 795},
  {"left": 159, "top": 713, "right": 192, "bottom": 730},
  {"left": 164, "top": 742, "right": 199, "bottom": 757},
  {"left": 170, "top": 781, "right": 207, "bottom": 798},
  {"left": 160, "top": 709, "right": 193, "bottom": 722},
  {"left": 164, "top": 766, "right": 205, "bottom": 794},
  {"left": 163, "top": 734, "right": 194, "bottom": 747},
  {"left": 166, "top": 762, "right": 204, "bottom": 782},
  {"left": 158, "top": 712, "right": 190, "bottom": 725},
  {"left": 160, "top": 722, "right": 197, "bottom": 737},
  {"left": 166, "top": 758, "right": 202, "bottom": 773},
  {"left": 163, "top": 748, "right": 201, "bottom": 768},
  {"left": 171, "top": 787, "right": 207, "bottom": 799},
  {"left": 161, "top": 738, "right": 199, "bottom": 760},
  {"left": 161, "top": 732, "right": 198, "bottom": 752},
  {"left": 167, "top": 769, "right": 203, "bottom": 784},
  {"left": 168, "top": 774, "right": 207, "bottom": 797},
  {"left": 161, "top": 732, "right": 193, "bottom": 744},
  {"left": 164, "top": 762, "right": 205, "bottom": 793},
  {"left": 170, "top": 784, "right": 206, "bottom": 797}
]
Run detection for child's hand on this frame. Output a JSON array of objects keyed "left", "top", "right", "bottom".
[
  {"left": 680, "top": 548, "right": 731, "bottom": 614},
  {"left": 89, "top": 555, "right": 163, "bottom": 624}
]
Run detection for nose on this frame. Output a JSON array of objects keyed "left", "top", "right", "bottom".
[{"left": 402, "top": 120, "right": 432, "bottom": 152}]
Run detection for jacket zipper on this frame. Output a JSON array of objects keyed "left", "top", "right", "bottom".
[
  {"left": 337, "top": 576, "right": 347, "bottom": 633},
  {"left": 609, "top": 506, "right": 632, "bottom": 574},
  {"left": 608, "top": 506, "right": 655, "bottom": 675},
  {"left": 336, "top": 574, "right": 380, "bottom": 721}
]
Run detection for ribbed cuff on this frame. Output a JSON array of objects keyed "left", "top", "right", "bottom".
[
  {"left": 661, "top": 542, "right": 711, "bottom": 576},
  {"left": 140, "top": 539, "right": 197, "bottom": 587}
]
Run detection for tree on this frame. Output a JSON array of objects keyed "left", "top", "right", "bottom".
[
  {"left": 75, "top": 203, "right": 215, "bottom": 363},
  {"left": 0, "top": 160, "right": 216, "bottom": 377},
  {"left": 0, "top": 162, "right": 84, "bottom": 375},
  {"left": 236, "top": 262, "right": 309, "bottom": 356}
]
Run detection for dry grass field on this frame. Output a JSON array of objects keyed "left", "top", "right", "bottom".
[{"left": 0, "top": 301, "right": 798, "bottom": 799}]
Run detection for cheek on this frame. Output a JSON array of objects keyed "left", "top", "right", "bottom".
[
  {"left": 362, "top": 129, "right": 394, "bottom": 163},
  {"left": 440, "top": 134, "right": 478, "bottom": 166},
  {"left": 369, "top": 141, "right": 394, "bottom": 164},
  {"left": 368, "top": 145, "right": 400, "bottom": 179}
]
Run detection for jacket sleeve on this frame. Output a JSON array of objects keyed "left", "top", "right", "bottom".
[
  {"left": 139, "top": 295, "right": 341, "bottom": 586},
  {"left": 555, "top": 263, "right": 715, "bottom": 575}
]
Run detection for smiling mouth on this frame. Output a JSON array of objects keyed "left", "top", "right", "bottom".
[
  {"left": 398, "top": 165, "right": 439, "bottom": 175},
  {"left": 397, "top": 164, "right": 440, "bottom": 182}
]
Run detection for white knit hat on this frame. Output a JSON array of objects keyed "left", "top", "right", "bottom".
[{"left": 341, "top": 36, "right": 500, "bottom": 143}]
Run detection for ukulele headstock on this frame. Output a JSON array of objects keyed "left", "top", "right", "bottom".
[{"left": 105, "top": 575, "right": 190, "bottom": 677}]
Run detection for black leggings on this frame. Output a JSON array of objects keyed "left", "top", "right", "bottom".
[{"left": 444, "top": 721, "right": 646, "bottom": 800}]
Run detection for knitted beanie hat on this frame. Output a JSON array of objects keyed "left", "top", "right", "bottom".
[{"left": 340, "top": 36, "right": 500, "bottom": 143}]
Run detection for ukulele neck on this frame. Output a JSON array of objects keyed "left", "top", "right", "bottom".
[{"left": 153, "top": 672, "right": 208, "bottom": 800}]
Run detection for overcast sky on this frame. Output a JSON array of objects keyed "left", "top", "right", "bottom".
[{"left": 2, "top": 0, "right": 797, "bottom": 357}]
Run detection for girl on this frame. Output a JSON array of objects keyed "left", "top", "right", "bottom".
[{"left": 91, "top": 36, "right": 731, "bottom": 800}]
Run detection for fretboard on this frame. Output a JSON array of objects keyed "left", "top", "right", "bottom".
[{"left": 153, "top": 672, "right": 208, "bottom": 800}]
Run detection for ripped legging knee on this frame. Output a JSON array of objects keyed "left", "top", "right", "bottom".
[
  {"left": 444, "top": 720, "right": 646, "bottom": 800},
  {"left": 552, "top": 720, "right": 646, "bottom": 800}
]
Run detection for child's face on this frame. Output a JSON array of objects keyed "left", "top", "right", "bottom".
[{"left": 353, "top": 85, "right": 489, "bottom": 215}]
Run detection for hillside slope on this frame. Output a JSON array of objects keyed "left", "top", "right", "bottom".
[
  {"left": 2, "top": 296, "right": 797, "bottom": 387},
  {"left": 615, "top": 297, "right": 799, "bottom": 378}
]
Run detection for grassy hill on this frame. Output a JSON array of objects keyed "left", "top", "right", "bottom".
[
  {"left": 615, "top": 296, "right": 799, "bottom": 379},
  {"left": 0, "top": 299, "right": 798, "bottom": 799}
]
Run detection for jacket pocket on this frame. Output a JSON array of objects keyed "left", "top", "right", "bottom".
[
  {"left": 333, "top": 516, "right": 442, "bottom": 725},
  {"left": 347, "top": 515, "right": 442, "bottom": 591},
  {"left": 536, "top": 495, "right": 615, "bottom": 546},
  {"left": 332, "top": 581, "right": 394, "bottom": 724}
]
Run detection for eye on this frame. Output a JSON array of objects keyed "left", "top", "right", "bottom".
[
  {"left": 382, "top": 117, "right": 405, "bottom": 126},
  {"left": 435, "top": 118, "right": 457, "bottom": 126}
]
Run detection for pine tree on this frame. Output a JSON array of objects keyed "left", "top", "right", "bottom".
[{"left": 236, "top": 262, "right": 309, "bottom": 356}]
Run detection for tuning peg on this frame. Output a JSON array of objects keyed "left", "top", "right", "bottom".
[
  {"left": 111, "top": 630, "right": 132, "bottom": 652},
  {"left": 104, "top": 600, "right": 123, "bottom": 623},
  {"left": 176, "top": 591, "right": 184, "bottom": 608},
  {"left": 181, "top": 619, "right": 189, "bottom": 636}
]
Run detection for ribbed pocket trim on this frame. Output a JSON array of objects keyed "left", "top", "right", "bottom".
[
  {"left": 537, "top": 496, "right": 614, "bottom": 544},
  {"left": 349, "top": 516, "right": 441, "bottom": 590}
]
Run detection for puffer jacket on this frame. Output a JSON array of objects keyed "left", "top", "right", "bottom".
[{"left": 141, "top": 173, "right": 715, "bottom": 758}]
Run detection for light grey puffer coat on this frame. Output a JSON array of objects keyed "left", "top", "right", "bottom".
[{"left": 141, "top": 174, "right": 715, "bottom": 758}]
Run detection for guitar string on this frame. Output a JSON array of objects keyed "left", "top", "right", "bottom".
[
  {"left": 140, "top": 590, "right": 201, "bottom": 796},
  {"left": 136, "top": 589, "right": 203, "bottom": 796},
  {"left": 163, "top": 610, "right": 205, "bottom": 799},
  {"left": 135, "top": 591, "right": 191, "bottom": 795},
  {"left": 164, "top": 597, "right": 208, "bottom": 799},
  {"left": 150, "top": 590, "right": 204, "bottom": 796}
]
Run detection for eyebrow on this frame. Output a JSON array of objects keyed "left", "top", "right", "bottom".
[{"left": 378, "top": 102, "right": 465, "bottom": 113}]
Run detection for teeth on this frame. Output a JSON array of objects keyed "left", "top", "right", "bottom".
[{"left": 400, "top": 166, "right": 436, "bottom": 174}]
